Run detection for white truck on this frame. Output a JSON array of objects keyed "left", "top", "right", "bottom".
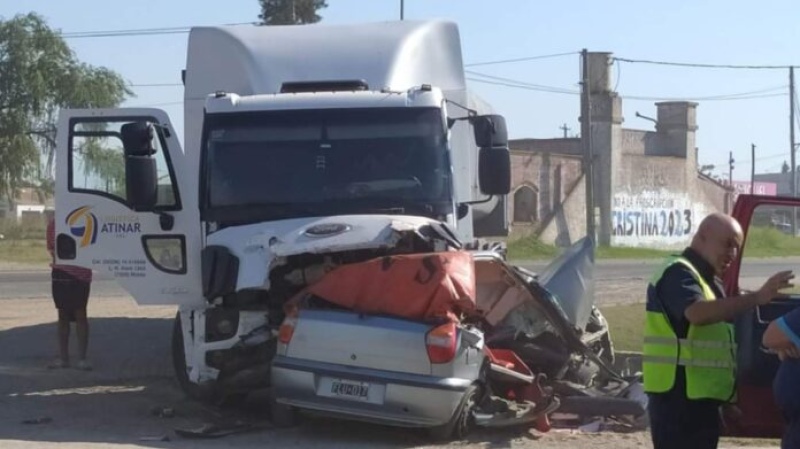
[{"left": 53, "top": 20, "right": 512, "bottom": 402}]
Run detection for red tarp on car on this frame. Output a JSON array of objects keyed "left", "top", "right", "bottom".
[{"left": 287, "top": 251, "right": 477, "bottom": 322}]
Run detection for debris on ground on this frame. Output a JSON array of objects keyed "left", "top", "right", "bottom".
[
  {"left": 174, "top": 420, "right": 272, "bottom": 439},
  {"left": 138, "top": 435, "right": 171, "bottom": 442},
  {"left": 20, "top": 417, "right": 52, "bottom": 425},
  {"left": 150, "top": 406, "right": 176, "bottom": 418}
]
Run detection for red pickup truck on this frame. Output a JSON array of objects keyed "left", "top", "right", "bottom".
[{"left": 722, "top": 193, "right": 800, "bottom": 438}]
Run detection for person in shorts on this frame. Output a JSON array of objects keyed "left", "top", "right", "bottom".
[{"left": 46, "top": 212, "right": 93, "bottom": 370}]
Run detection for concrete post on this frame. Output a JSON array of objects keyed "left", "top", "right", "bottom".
[{"left": 586, "top": 52, "right": 623, "bottom": 246}]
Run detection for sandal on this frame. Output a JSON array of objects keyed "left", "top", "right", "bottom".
[
  {"left": 75, "top": 360, "right": 92, "bottom": 371},
  {"left": 47, "top": 359, "right": 70, "bottom": 369}
]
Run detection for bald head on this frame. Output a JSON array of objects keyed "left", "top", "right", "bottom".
[{"left": 691, "top": 212, "right": 744, "bottom": 276}]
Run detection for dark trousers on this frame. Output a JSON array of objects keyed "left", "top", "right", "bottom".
[
  {"left": 782, "top": 413, "right": 800, "bottom": 449},
  {"left": 648, "top": 392, "right": 721, "bottom": 449}
]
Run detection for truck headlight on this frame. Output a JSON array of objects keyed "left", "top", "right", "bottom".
[{"left": 205, "top": 308, "right": 240, "bottom": 342}]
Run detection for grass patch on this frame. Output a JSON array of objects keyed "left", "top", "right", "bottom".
[
  {"left": 599, "top": 303, "right": 645, "bottom": 352},
  {"left": 508, "top": 225, "right": 800, "bottom": 261},
  {"left": 595, "top": 246, "right": 672, "bottom": 259},
  {"left": 507, "top": 236, "right": 673, "bottom": 261},
  {"left": 505, "top": 236, "right": 561, "bottom": 260},
  {"left": 0, "top": 239, "right": 49, "bottom": 265},
  {"left": 743, "top": 226, "right": 800, "bottom": 257}
]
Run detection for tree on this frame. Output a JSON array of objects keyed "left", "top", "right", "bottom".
[
  {"left": 783, "top": 161, "right": 790, "bottom": 174},
  {"left": 0, "top": 12, "right": 132, "bottom": 205},
  {"left": 258, "top": 0, "right": 328, "bottom": 25}
]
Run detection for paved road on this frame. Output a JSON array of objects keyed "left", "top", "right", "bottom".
[{"left": 3, "top": 257, "right": 799, "bottom": 301}]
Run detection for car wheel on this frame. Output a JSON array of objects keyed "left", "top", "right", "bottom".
[{"left": 428, "top": 384, "right": 480, "bottom": 441}]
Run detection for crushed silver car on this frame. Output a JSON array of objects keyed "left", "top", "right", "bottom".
[{"left": 269, "top": 237, "right": 645, "bottom": 439}]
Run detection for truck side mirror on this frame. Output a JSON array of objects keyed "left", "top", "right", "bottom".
[
  {"left": 472, "top": 114, "right": 508, "bottom": 148},
  {"left": 479, "top": 147, "right": 511, "bottom": 195},
  {"left": 472, "top": 114, "right": 511, "bottom": 195},
  {"left": 121, "top": 122, "right": 158, "bottom": 212}
]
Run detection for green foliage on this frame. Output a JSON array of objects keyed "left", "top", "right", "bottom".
[
  {"left": 507, "top": 236, "right": 673, "bottom": 260},
  {"left": 258, "top": 0, "right": 328, "bottom": 25},
  {"left": 742, "top": 225, "right": 800, "bottom": 257},
  {"left": 600, "top": 303, "right": 645, "bottom": 352},
  {"left": 0, "top": 12, "right": 132, "bottom": 203}
]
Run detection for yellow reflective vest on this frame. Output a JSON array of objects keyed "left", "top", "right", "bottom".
[{"left": 642, "top": 256, "right": 737, "bottom": 402}]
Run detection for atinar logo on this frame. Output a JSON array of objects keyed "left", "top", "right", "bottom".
[
  {"left": 67, "top": 206, "right": 143, "bottom": 247},
  {"left": 67, "top": 206, "right": 99, "bottom": 248}
]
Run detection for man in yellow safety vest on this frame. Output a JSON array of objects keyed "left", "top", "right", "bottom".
[{"left": 643, "top": 212, "right": 794, "bottom": 449}]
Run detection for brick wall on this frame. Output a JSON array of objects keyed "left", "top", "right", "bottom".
[{"left": 508, "top": 148, "right": 583, "bottom": 237}]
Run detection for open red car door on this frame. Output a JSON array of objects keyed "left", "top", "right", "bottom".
[{"left": 723, "top": 193, "right": 800, "bottom": 438}]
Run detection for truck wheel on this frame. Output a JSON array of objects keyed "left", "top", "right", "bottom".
[
  {"left": 171, "top": 312, "right": 214, "bottom": 402},
  {"left": 428, "top": 384, "right": 479, "bottom": 441}
]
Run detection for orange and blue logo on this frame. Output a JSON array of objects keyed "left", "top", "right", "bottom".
[{"left": 66, "top": 206, "right": 99, "bottom": 247}]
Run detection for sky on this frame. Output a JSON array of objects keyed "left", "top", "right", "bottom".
[{"left": 3, "top": 0, "right": 800, "bottom": 183}]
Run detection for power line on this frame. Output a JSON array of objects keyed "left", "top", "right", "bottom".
[
  {"left": 58, "top": 24, "right": 580, "bottom": 68},
  {"left": 464, "top": 51, "right": 578, "bottom": 67},
  {"left": 713, "top": 152, "right": 790, "bottom": 169},
  {"left": 624, "top": 92, "right": 787, "bottom": 102},
  {"left": 129, "top": 83, "right": 182, "bottom": 87},
  {"left": 466, "top": 71, "right": 787, "bottom": 102},
  {"left": 465, "top": 77, "right": 579, "bottom": 95},
  {"left": 614, "top": 56, "right": 797, "bottom": 70},
  {"left": 123, "top": 100, "right": 184, "bottom": 108},
  {"left": 649, "top": 85, "right": 785, "bottom": 100},
  {"left": 466, "top": 70, "right": 579, "bottom": 94},
  {"left": 60, "top": 23, "right": 255, "bottom": 39}
]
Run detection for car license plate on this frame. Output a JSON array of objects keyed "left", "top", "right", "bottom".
[{"left": 330, "top": 379, "right": 370, "bottom": 400}]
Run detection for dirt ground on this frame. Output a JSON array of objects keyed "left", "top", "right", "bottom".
[{"left": 0, "top": 294, "right": 781, "bottom": 448}]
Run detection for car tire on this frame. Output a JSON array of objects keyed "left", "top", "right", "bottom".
[{"left": 428, "top": 384, "right": 480, "bottom": 441}]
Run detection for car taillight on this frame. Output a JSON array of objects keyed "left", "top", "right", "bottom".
[
  {"left": 278, "top": 309, "right": 298, "bottom": 344},
  {"left": 426, "top": 322, "right": 457, "bottom": 364}
]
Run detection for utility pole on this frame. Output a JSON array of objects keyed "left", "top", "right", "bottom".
[
  {"left": 751, "top": 143, "right": 756, "bottom": 194},
  {"left": 728, "top": 151, "right": 735, "bottom": 212},
  {"left": 791, "top": 66, "right": 797, "bottom": 234},
  {"left": 580, "top": 49, "right": 596, "bottom": 242},
  {"left": 560, "top": 123, "right": 571, "bottom": 138},
  {"left": 400, "top": 0, "right": 404, "bottom": 20},
  {"left": 729, "top": 151, "right": 735, "bottom": 186}
]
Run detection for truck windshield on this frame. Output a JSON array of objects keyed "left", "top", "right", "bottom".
[{"left": 201, "top": 107, "right": 452, "bottom": 223}]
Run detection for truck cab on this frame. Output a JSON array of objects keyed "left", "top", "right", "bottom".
[{"left": 53, "top": 20, "right": 512, "bottom": 400}]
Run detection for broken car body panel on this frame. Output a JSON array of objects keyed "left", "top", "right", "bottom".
[{"left": 536, "top": 237, "right": 596, "bottom": 331}]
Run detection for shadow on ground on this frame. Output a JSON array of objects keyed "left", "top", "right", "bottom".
[{"left": 0, "top": 317, "right": 547, "bottom": 448}]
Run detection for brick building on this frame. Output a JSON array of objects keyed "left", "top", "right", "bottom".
[{"left": 505, "top": 52, "right": 732, "bottom": 250}]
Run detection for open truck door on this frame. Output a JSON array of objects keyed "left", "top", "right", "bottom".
[
  {"left": 54, "top": 109, "right": 203, "bottom": 307},
  {"left": 723, "top": 193, "right": 800, "bottom": 438}
]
